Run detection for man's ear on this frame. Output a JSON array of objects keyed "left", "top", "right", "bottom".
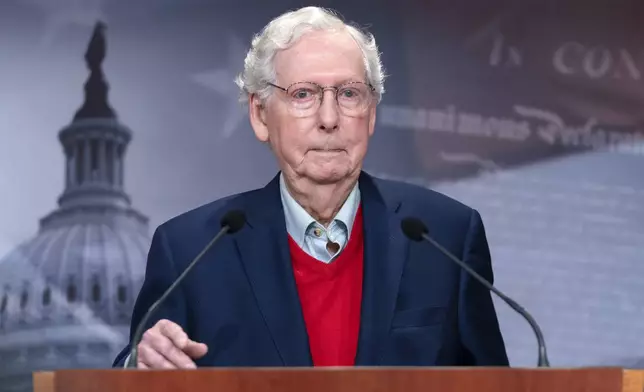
[
  {"left": 368, "top": 105, "right": 376, "bottom": 137},
  {"left": 249, "top": 94, "right": 269, "bottom": 142}
]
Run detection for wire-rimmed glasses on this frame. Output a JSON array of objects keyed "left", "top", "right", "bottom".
[{"left": 267, "top": 81, "right": 375, "bottom": 117}]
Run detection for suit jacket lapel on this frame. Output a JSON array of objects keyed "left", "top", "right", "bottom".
[
  {"left": 232, "top": 173, "right": 312, "bottom": 366},
  {"left": 354, "top": 172, "right": 409, "bottom": 365}
]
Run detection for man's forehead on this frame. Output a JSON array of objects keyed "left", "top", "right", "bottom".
[{"left": 274, "top": 30, "right": 365, "bottom": 84}]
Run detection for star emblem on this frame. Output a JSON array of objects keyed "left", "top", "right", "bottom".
[{"left": 191, "top": 33, "right": 248, "bottom": 139}]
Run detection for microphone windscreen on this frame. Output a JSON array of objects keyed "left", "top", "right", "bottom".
[
  {"left": 401, "top": 217, "right": 428, "bottom": 242},
  {"left": 221, "top": 210, "right": 246, "bottom": 233}
]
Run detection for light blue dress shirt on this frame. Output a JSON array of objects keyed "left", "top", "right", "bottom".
[{"left": 279, "top": 173, "right": 361, "bottom": 264}]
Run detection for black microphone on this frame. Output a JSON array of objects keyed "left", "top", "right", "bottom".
[
  {"left": 401, "top": 217, "right": 550, "bottom": 368},
  {"left": 125, "top": 209, "right": 246, "bottom": 368}
]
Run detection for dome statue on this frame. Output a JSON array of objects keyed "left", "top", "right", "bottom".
[{"left": 0, "top": 21, "right": 149, "bottom": 392}]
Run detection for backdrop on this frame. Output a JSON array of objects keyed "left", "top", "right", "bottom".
[{"left": 1, "top": 0, "right": 643, "bottom": 391}]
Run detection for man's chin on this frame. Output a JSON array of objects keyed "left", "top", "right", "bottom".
[{"left": 304, "top": 167, "right": 355, "bottom": 185}]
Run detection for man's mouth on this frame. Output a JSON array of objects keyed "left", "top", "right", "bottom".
[{"left": 311, "top": 148, "right": 343, "bottom": 152}]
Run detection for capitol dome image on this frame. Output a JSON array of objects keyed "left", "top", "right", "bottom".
[{"left": 0, "top": 22, "right": 149, "bottom": 392}]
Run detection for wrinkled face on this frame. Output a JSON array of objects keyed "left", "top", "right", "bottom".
[{"left": 249, "top": 29, "right": 376, "bottom": 185}]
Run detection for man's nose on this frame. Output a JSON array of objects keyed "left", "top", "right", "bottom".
[{"left": 317, "top": 90, "right": 339, "bottom": 132}]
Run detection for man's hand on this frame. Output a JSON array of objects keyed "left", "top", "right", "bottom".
[{"left": 137, "top": 319, "right": 208, "bottom": 369}]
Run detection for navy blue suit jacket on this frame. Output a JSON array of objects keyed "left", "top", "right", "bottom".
[{"left": 113, "top": 171, "right": 509, "bottom": 367}]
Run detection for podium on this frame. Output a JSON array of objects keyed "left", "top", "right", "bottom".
[{"left": 33, "top": 367, "right": 644, "bottom": 392}]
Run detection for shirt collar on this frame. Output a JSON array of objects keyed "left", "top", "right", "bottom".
[{"left": 279, "top": 172, "right": 360, "bottom": 247}]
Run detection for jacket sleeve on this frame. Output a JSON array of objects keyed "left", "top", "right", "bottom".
[
  {"left": 457, "top": 208, "right": 510, "bottom": 366},
  {"left": 112, "top": 224, "right": 188, "bottom": 367}
]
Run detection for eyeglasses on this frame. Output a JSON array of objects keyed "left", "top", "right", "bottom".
[{"left": 267, "top": 81, "right": 375, "bottom": 117}]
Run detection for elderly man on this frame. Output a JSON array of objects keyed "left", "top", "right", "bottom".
[{"left": 113, "top": 6, "right": 508, "bottom": 369}]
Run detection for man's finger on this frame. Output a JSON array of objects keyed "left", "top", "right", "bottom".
[
  {"left": 158, "top": 320, "right": 190, "bottom": 349},
  {"left": 138, "top": 344, "right": 177, "bottom": 369},
  {"left": 146, "top": 333, "right": 197, "bottom": 369},
  {"left": 184, "top": 340, "right": 208, "bottom": 359},
  {"left": 137, "top": 361, "right": 149, "bottom": 369}
]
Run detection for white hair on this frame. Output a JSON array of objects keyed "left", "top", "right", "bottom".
[{"left": 234, "top": 6, "right": 386, "bottom": 105}]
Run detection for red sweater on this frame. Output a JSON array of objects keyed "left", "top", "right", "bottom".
[{"left": 287, "top": 205, "right": 364, "bottom": 366}]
